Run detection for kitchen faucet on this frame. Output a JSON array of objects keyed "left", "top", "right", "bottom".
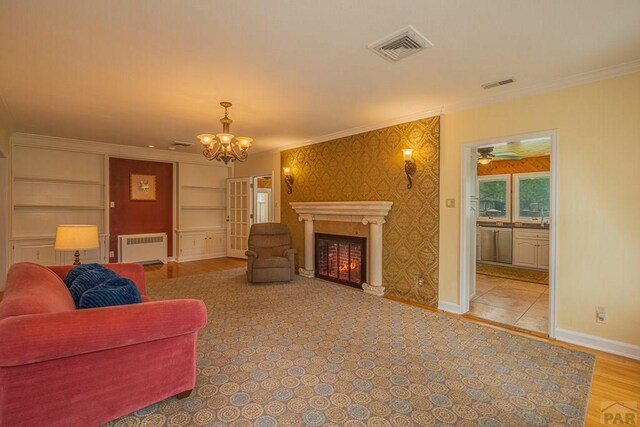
[{"left": 539, "top": 208, "right": 545, "bottom": 227}]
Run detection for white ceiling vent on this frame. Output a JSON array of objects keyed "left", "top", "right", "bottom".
[
  {"left": 481, "top": 78, "right": 515, "bottom": 90},
  {"left": 368, "top": 25, "right": 433, "bottom": 63},
  {"left": 172, "top": 140, "right": 194, "bottom": 147}
]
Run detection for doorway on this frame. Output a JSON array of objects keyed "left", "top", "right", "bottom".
[
  {"left": 252, "top": 174, "right": 273, "bottom": 224},
  {"left": 460, "top": 131, "right": 557, "bottom": 337},
  {"left": 226, "top": 173, "right": 274, "bottom": 259}
]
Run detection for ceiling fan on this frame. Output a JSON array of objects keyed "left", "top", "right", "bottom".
[{"left": 477, "top": 146, "right": 523, "bottom": 165}]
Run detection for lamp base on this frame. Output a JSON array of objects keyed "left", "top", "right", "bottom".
[{"left": 73, "top": 250, "right": 81, "bottom": 265}]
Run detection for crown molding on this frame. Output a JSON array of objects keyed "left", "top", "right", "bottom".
[
  {"left": 10, "top": 132, "right": 231, "bottom": 167},
  {"left": 277, "top": 108, "right": 443, "bottom": 153},
  {"left": 277, "top": 59, "right": 640, "bottom": 153}
]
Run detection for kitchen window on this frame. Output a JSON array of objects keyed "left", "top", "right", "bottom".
[
  {"left": 477, "top": 174, "right": 511, "bottom": 222},
  {"left": 513, "top": 172, "right": 550, "bottom": 223}
]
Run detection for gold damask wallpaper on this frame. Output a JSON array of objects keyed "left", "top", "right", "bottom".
[{"left": 281, "top": 117, "right": 440, "bottom": 306}]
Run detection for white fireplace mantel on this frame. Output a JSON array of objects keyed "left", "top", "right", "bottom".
[{"left": 290, "top": 201, "right": 393, "bottom": 296}]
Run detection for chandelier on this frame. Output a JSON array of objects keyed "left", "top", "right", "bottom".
[{"left": 197, "top": 102, "right": 252, "bottom": 164}]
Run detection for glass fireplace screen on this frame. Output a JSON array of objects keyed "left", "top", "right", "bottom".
[{"left": 315, "top": 233, "right": 366, "bottom": 288}]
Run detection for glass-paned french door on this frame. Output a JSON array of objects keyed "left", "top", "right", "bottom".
[{"left": 227, "top": 178, "right": 252, "bottom": 258}]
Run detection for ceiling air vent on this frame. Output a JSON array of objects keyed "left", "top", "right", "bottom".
[
  {"left": 481, "top": 78, "right": 515, "bottom": 90},
  {"left": 368, "top": 25, "right": 433, "bottom": 63},
  {"left": 171, "top": 140, "right": 194, "bottom": 147}
]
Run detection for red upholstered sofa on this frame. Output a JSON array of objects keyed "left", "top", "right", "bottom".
[{"left": 0, "top": 262, "right": 207, "bottom": 427}]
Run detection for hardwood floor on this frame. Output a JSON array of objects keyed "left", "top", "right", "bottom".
[
  {"left": 1, "top": 258, "right": 638, "bottom": 426},
  {"left": 143, "top": 257, "right": 246, "bottom": 282}
]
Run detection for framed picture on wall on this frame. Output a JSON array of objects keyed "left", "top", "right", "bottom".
[{"left": 130, "top": 174, "right": 157, "bottom": 201}]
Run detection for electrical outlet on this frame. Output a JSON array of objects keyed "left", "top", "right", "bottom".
[
  {"left": 596, "top": 306, "right": 606, "bottom": 323},
  {"left": 446, "top": 198, "right": 456, "bottom": 208},
  {"left": 109, "top": 201, "right": 115, "bottom": 208},
  {"left": 416, "top": 277, "right": 424, "bottom": 286},
  {"left": 109, "top": 251, "right": 115, "bottom": 258}
]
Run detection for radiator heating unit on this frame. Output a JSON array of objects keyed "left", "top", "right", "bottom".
[{"left": 118, "top": 233, "right": 167, "bottom": 264}]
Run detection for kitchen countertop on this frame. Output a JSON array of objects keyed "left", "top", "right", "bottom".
[{"left": 477, "top": 222, "right": 550, "bottom": 230}]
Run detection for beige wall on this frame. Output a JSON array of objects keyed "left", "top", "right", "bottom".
[
  {"left": 440, "top": 72, "right": 640, "bottom": 345},
  {"left": 281, "top": 118, "right": 440, "bottom": 306},
  {"left": 0, "top": 104, "right": 10, "bottom": 288},
  {"left": 233, "top": 149, "right": 282, "bottom": 222},
  {"left": 0, "top": 102, "right": 11, "bottom": 158}
]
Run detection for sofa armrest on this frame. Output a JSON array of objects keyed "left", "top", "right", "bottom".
[
  {"left": 48, "top": 263, "right": 147, "bottom": 296},
  {"left": 245, "top": 250, "right": 257, "bottom": 258},
  {"left": 283, "top": 248, "right": 297, "bottom": 257},
  {"left": 0, "top": 299, "right": 207, "bottom": 367}
]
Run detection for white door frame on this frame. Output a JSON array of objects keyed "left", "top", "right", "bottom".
[
  {"left": 459, "top": 130, "right": 558, "bottom": 338},
  {"left": 252, "top": 172, "right": 274, "bottom": 224}
]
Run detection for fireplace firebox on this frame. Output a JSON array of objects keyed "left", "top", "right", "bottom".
[{"left": 315, "top": 233, "right": 366, "bottom": 288}]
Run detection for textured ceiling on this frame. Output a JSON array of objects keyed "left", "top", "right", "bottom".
[{"left": 1, "top": 0, "right": 639, "bottom": 155}]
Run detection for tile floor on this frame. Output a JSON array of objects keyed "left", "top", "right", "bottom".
[{"left": 469, "top": 273, "right": 549, "bottom": 334}]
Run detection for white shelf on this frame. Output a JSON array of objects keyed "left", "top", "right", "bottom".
[
  {"left": 177, "top": 227, "right": 226, "bottom": 232},
  {"left": 180, "top": 184, "right": 226, "bottom": 190},
  {"left": 13, "top": 176, "right": 103, "bottom": 185},
  {"left": 14, "top": 204, "right": 105, "bottom": 210},
  {"left": 181, "top": 205, "right": 226, "bottom": 210},
  {"left": 10, "top": 233, "right": 109, "bottom": 241}
]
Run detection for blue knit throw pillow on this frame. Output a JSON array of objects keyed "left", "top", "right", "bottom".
[
  {"left": 69, "top": 269, "right": 119, "bottom": 307},
  {"left": 64, "top": 263, "right": 106, "bottom": 288},
  {"left": 78, "top": 278, "right": 142, "bottom": 309}
]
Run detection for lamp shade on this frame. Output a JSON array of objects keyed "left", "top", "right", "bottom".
[{"left": 54, "top": 225, "right": 99, "bottom": 251}]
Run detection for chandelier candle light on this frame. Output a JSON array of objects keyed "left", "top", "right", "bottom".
[{"left": 197, "top": 102, "right": 252, "bottom": 164}]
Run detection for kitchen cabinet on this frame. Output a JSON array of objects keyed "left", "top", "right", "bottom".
[
  {"left": 513, "top": 228, "right": 549, "bottom": 270},
  {"left": 537, "top": 240, "right": 550, "bottom": 269}
]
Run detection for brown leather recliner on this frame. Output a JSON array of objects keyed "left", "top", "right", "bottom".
[{"left": 245, "top": 223, "right": 297, "bottom": 283}]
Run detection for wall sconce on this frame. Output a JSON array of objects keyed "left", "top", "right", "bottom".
[
  {"left": 402, "top": 149, "right": 416, "bottom": 189},
  {"left": 283, "top": 167, "right": 294, "bottom": 194}
]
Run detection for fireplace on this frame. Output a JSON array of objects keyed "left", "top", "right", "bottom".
[
  {"left": 291, "top": 201, "right": 392, "bottom": 296},
  {"left": 315, "top": 233, "right": 366, "bottom": 288}
]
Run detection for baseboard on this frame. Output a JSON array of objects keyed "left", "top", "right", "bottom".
[
  {"left": 555, "top": 328, "right": 640, "bottom": 360},
  {"left": 438, "top": 300, "right": 462, "bottom": 314}
]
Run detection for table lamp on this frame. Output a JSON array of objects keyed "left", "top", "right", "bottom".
[{"left": 54, "top": 225, "right": 99, "bottom": 265}]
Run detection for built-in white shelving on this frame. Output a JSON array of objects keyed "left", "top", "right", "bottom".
[
  {"left": 176, "top": 163, "right": 230, "bottom": 262},
  {"left": 10, "top": 144, "right": 109, "bottom": 265}
]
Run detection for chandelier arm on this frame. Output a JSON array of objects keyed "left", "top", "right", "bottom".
[
  {"left": 211, "top": 142, "right": 234, "bottom": 164},
  {"left": 226, "top": 144, "right": 248, "bottom": 162},
  {"left": 203, "top": 143, "right": 223, "bottom": 161}
]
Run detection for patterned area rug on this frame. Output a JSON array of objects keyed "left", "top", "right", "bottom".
[
  {"left": 107, "top": 268, "right": 593, "bottom": 426},
  {"left": 476, "top": 263, "right": 549, "bottom": 285}
]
